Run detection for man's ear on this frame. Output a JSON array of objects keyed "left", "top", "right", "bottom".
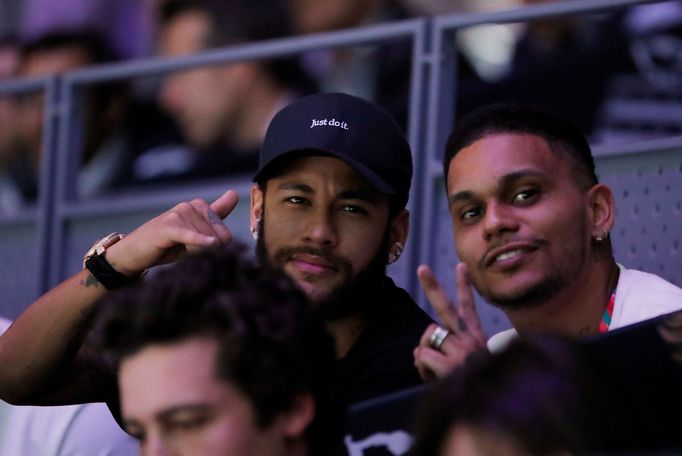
[
  {"left": 587, "top": 183, "right": 615, "bottom": 238},
  {"left": 390, "top": 209, "right": 409, "bottom": 247},
  {"left": 387, "top": 209, "right": 409, "bottom": 264},
  {"left": 279, "top": 393, "right": 315, "bottom": 440},
  {"left": 250, "top": 184, "right": 264, "bottom": 233}
]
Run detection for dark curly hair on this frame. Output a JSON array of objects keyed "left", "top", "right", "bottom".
[
  {"left": 88, "top": 242, "right": 341, "bottom": 453},
  {"left": 444, "top": 103, "right": 598, "bottom": 189},
  {"left": 409, "top": 334, "right": 650, "bottom": 456}
]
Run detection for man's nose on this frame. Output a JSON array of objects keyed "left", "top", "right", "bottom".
[
  {"left": 302, "top": 209, "right": 339, "bottom": 247},
  {"left": 482, "top": 201, "right": 519, "bottom": 240}
]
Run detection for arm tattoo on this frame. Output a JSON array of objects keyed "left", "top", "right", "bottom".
[{"left": 81, "top": 273, "right": 100, "bottom": 288}]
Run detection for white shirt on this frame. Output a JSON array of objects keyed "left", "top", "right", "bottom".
[
  {"left": 486, "top": 264, "right": 682, "bottom": 352},
  {"left": 0, "top": 318, "right": 138, "bottom": 456}
]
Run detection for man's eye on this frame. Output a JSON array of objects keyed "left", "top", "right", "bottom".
[
  {"left": 127, "top": 429, "right": 145, "bottom": 442},
  {"left": 460, "top": 207, "right": 481, "bottom": 221},
  {"left": 513, "top": 189, "right": 539, "bottom": 203},
  {"left": 285, "top": 196, "right": 308, "bottom": 205},
  {"left": 168, "top": 416, "right": 210, "bottom": 432},
  {"left": 124, "top": 423, "right": 145, "bottom": 441},
  {"left": 341, "top": 205, "right": 367, "bottom": 214}
]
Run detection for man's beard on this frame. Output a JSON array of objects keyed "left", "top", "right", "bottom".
[
  {"left": 256, "top": 213, "right": 391, "bottom": 321},
  {"left": 474, "top": 221, "right": 588, "bottom": 311},
  {"left": 483, "top": 274, "right": 571, "bottom": 311}
]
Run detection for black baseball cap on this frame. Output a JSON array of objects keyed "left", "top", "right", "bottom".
[{"left": 254, "top": 92, "right": 413, "bottom": 209}]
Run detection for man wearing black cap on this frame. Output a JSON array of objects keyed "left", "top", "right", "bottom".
[{"left": 0, "top": 93, "right": 432, "bottom": 410}]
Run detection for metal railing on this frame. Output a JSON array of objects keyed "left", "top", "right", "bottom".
[{"left": 0, "top": 0, "right": 677, "bottom": 323}]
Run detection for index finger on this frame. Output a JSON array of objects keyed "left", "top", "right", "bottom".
[
  {"left": 210, "top": 190, "right": 239, "bottom": 219},
  {"left": 417, "top": 264, "right": 462, "bottom": 331},
  {"left": 455, "top": 262, "right": 485, "bottom": 341}
]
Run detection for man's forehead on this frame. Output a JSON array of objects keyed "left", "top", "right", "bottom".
[
  {"left": 119, "top": 339, "right": 230, "bottom": 414},
  {"left": 160, "top": 9, "right": 209, "bottom": 56},
  {"left": 267, "top": 154, "right": 382, "bottom": 194},
  {"left": 447, "top": 133, "right": 569, "bottom": 192},
  {"left": 450, "top": 133, "right": 564, "bottom": 174},
  {"left": 22, "top": 47, "right": 91, "bottom": 75}
]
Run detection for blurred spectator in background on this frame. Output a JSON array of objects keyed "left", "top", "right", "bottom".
[
  {"left": 289, "top": 0, "right": 406, "bottom": 34},
  {"left": 456, "top": 0, "right": 636, "bottom": 138},
  {"left": 409, "top": 334, "right": 651, "bottom": 456},
  {"left": 0, "top": 30, "right": 130, "bottom": 210},
  {"left": 0, "top": 36, "right": 19, "bottom": 170},
  {"left": 0, "top": 316, "right": 138, "bottom": 455},
  {"left": 591, "top": 0, "right": 682, "bottom": 143},
  {"left": 0, "top": 35, "right": 19, "bottom": 211},
  {"left": 289, "top": 0, "right": 413, "bottom": 128},
  {"left": 0, "top": 30, "right": 182, "bottom": 213},
  {"left": 455, "top": 0, "right": 682, "bottom": 145},
  {"left": 0, "top": 30, "right": 174, "bottom": 212},
  {"left": 401, "top": 0, "right": 519, "bottom": 16},
  {"left": 0, "top": 34, "right": 17, "bottom": 80},
  {"left": 20, "top": 0, "right": 154, "bottom": 60},
  {"left": 134, "top": 0, "right": 314, "bottom": 184}
]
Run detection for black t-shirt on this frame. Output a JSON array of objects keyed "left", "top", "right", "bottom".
[
  {"left": 337, "top": 278, "right": 433, "bottom": 407},
  {"left": 105, "top": 278, "right": 432, "bottom": 423}
]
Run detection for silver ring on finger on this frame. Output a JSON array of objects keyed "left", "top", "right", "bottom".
[{"left": 428, "top": 325, "right": 451, "bottom": 351}]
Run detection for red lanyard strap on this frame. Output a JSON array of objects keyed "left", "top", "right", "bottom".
[{"left": 597, "top": 291, "right": 616, "bottom": 333}]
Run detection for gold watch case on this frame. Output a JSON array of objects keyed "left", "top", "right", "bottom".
[{"left": 82, "top": 232, "right": 125, "bottom": 269}]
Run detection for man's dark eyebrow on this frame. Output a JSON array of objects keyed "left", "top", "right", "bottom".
[
  {"left": 448, "top": 169, "right": 548, "bottom": 205},
  {"left": 498, "top": 169, "right": 547, "bottom": 188},
  {"left": 448, "top": 190, "right": 475, "bottom": 206},
  {"left": 338, "top": 188, "right": 379, "bottom": 203},
  {"left": 276, "top": 182, "right": 379, "bottom": 203},
  {"left": 276, "top": 182, "right": 314, "bottom": 193},
  {"left": 156, "top": 403, "right": 213, "bottom": 422}
]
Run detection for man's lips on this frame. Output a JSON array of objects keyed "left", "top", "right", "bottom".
[
  {"left": 482, "top": 242, "right": 538, "bottom": 268},
  {"left": 290, "top": 254, "right": 337, "bottom": 275}
]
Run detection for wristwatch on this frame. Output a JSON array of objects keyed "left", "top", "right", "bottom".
[{"left": 83, "top": 232, "right": 145, "bottom": 290}]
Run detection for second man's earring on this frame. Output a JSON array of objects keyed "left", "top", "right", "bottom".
[
  {"left": 594, "top": 229, "right": 608, "bottom": 242},
  {"left": 251, "top": 217, "right": 261, "bottom": 241},
  {"left": 387, "top": 242, "right": 404, "bottom": 264}
]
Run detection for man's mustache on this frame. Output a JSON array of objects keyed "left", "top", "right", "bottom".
[{"left": 273, "top": 246, "right": 352, "bottom": 273}]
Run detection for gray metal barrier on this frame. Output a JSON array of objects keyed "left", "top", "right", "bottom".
[
  {"left": 0, "top": 76, "right": 58, "bottom": 317},
  {"left": 0, "top": 0, "right": 678, "bottom": 341}
]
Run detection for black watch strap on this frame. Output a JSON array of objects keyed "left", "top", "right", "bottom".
[{"left": 85, "top": 253, "right": 141, "bottom": 291}]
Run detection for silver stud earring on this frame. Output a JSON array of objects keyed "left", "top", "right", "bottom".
[
  {"left": 251, "top": 217, "right": 261, "bottom": 241},
  {"left": 387, "top": 242, "right": 404, "bottom": 264},
  {"left": 594, "top": 230, "right": 607, "bottom": 242}
]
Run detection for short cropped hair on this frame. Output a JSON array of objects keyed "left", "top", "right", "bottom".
[
  {"left": 89, "top": 243, "right": 341, "bottom": 453},
  {"left": 443, "top": 103, "right": 598, "bottom": 188}
]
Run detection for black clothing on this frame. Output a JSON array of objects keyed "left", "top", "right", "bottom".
[
  {"left": 457, "top": 13, "right": 634, "bottom": 138},
  {"left": 105, "top": 277, "right": 431, "bottom": 423},
  {"left": 337, "top": 278, "right": 433, "bottom": 407}
]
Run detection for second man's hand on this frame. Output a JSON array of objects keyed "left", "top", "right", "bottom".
[{"left": 413, "top": 263, "right": 487, "bottom": 382}]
